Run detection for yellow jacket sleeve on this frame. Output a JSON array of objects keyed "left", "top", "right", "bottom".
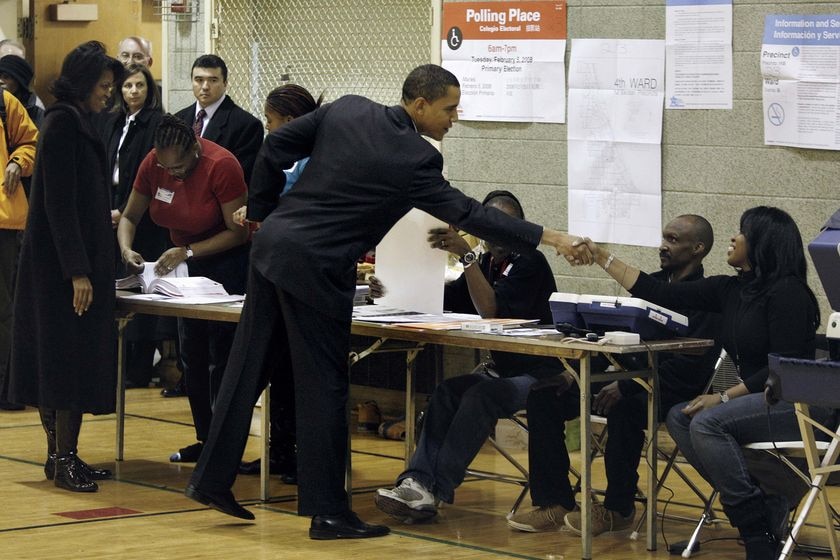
[{"left": 3, "top": 90, "right": 38, "bottom": 178}]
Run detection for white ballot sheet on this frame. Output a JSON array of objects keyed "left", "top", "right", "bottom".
[
  {"left": 375, "top": 209, "right": 447, "bottom": 314},
  {"left": 761, "top": 14, "right": 840, "bottom": 150},
  {"left": 567, "top": 38, "right": 665, "bottom": 247},
  {"left": 665, "top": 0, "right": 733, "bottom": 110}
]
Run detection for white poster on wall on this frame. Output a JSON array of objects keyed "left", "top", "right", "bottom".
[
  {"left": 441, "top": 1, "right": 568, "bottom": 123},
  {"left": 761, "top": 14, "right": 840, "bottom": 150},
  {"left": 566, "top": 39, "right": 666, "bottom": 248},
  {"left": 665, "top": 0, "right": 733, "bottom": 110}
]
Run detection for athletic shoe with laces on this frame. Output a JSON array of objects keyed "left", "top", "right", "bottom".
[
  {"left": 564, "top": 504, "right": 635, "bottom": 537},
  {"left": 507, "top": 504, "right": 576, "bottom": 532},
  {"left": 374, "top": 477, "right": 438, "bottom": 523}
]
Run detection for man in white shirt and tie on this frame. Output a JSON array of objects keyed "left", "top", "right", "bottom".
[{"left": 174, "top": 54, "right": 262, "bottom": 183}]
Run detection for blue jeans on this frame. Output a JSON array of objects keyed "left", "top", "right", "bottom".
[
  {"left": 666, "top": 393, "right": 834, "bottom": 510},
  {"left": 398, "top": 372, "right": 537, "bottom": 503}
]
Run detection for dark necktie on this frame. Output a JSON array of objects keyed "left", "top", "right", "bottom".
[{"left": 193, "top": 109, "right": 206, "bottom": 137}]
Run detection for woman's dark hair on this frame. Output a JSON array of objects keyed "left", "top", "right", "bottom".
[
  {"left": 265, "top": 84, "right": 323, "bottom": 118},
  {"left": 51, "top": 41, "right": 124, "bottom": 105},
  {"left": 114, "top": 63, "right": 161, "bottom": 113},
  {"left": 739, "top": 206, "right": 819, "bottom": 324},
  {"left": 154, "top": 113, "right": 197, "bottom": 154},
  {"left": 482, "top": 189, "right": 525, "bottom": 219}
]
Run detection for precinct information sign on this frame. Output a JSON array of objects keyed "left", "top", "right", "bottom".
[
  {"left": 761, "top": 14, "right": 840, "bottom": 150},
  {"left": 441, "top": 1, "right": 567, "bottom": 123}
]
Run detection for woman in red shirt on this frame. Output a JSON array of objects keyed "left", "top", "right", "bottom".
[{"left": 117, "top": 114, "right": 249, "bottom": 462}]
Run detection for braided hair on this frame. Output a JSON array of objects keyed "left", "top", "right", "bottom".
[
  {"left": 154, "top": 113, "right": 196, "bottom": 154},
  {"left": 265, "top": 84, "right": 323, "bottom": 118}
]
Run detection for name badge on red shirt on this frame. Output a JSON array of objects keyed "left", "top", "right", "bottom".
[{"left": 155, "top": 187, "right": 175, "bottom": 204}]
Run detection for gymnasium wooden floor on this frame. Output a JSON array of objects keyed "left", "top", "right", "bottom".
[{"left": 1, "top": 388, "right": 835, "bottom": 559}]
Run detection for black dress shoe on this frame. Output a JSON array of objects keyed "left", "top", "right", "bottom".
[
  {"left": 185, "top": 485, "right": 255, "bottom": 520},
  {"left": 161, "top": 386, "right": 187, "bottom": 397},
  {"left": 161, "top": 379, "right": 187, "bottom": 397},
  {"left": 238, "top": 458, "right": 298, "bottom": 484},
  {"left": 54, "top": 456, "right": 97, "bottom": 493},
  {"left": 309, "top": 510, "right": 390, "bottom": 540}
]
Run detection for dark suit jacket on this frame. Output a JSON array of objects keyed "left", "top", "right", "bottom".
[
  {"left": 248, "top": 94, "right": 544, "bottom": 321},
  {"left": 97, "top": 107, "right": 171, "bottom": 264},
  {"left": 175, "top": 96, "right": 263, "bottom": 183}
]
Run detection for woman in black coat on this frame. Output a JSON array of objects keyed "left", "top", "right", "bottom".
[
  {"left": 9, "top": 42, "right": 124, "bottom": 493},
  {"left": 98, "top": 63, "right": 170, "bottom": 388}
]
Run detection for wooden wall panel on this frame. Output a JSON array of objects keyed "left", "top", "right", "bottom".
[{"left": 29, "top": 0, "right": 162, "bottom": 104}]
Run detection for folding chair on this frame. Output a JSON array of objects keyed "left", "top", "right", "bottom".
[
  {"left": 570, "top": 349, "right": 732, "bottom": 544},
  {"left": 767, "top": 356, "right": 840, "bottom": 559}
]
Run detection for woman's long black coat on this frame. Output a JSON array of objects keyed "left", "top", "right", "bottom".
[{"left": 9, "top": 102, "right": 117, "bottom": 413}]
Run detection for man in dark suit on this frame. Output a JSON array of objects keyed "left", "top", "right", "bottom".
[
  {"left": 174, "top": 54, "right": 262, "bottom": 182},
  {"left": 184, "top": 64, "right": 591, "bottom": 539}
]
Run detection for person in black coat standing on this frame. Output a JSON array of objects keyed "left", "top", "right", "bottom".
[
  {"left": 9, "top": 41, "right": 124, "bottom": 493},
  {"left": 97, "top": 63, "right": 171, "bottom": 388},
  {"left": 174, "top": 54, "right": 262, "bottom": 183},
  {"left": 184, "top": 64, "right": 591, "bottom": 539}
]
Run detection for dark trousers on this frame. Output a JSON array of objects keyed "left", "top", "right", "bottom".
[
  {"left": 180, "top": 246, "right": 247, "bottom": 442},
  {"left": 268, "top": 362, "right": 296, "bottom": 458},
  {"left": 0, "top": 230, "right": 21, "bottom": 403},
  {"left": 178, "top": 317, "right": 236, "bottom": 441},
  {"left": 190, "top": 265, "right": 351, "bottom": 515},
  {"left": 526, "top": 385, "right": 582, "bottom": 511},
  {"left": 527, "top": 383, "right": 674, "bottom": 514}
]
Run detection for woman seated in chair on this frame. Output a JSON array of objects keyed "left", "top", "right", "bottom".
[{"left": 581, "top": 206, "right": 835, "bottom": 560}]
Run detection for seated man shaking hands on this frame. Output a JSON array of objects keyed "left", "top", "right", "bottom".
[{"left": 508, "top": 215, "right": 720, "bottom": 537}]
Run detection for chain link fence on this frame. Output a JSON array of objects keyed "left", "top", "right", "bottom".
[{"left": 215, "top": 0, "right": 432, "bottom": 118}]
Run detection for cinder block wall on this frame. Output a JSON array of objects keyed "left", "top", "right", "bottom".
[
  {"left": 443, "top": 0, "right": 840, "bottom": 327},
  {"left": 205, "top": 0, "right": 840, "bottom": 327}
]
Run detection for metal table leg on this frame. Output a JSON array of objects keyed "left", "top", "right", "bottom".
[
  {"left": 115, "top": 313, "right": 134, "bottom": 463},
  {"left": 260, "top": 383, "right": 271, "bottom": 501}
]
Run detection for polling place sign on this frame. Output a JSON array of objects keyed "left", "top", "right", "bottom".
[{"left": 441, "top": 1, "right": 567, "bottom": 123}]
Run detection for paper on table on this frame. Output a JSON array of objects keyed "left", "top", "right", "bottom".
[
  {"left": 375, "top": 208, "right": 447, "bottom": 314},
  {"left": 117, "top": 293, "right": 245, "bottom": 305}
]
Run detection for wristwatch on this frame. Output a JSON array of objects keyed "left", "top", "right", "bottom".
[
  {"left": 459, "top": 251, "right": 477, "bottom": 268},
  {"left": 184, "top": 245, "right": 194, "bottom": 260},
  {"left": 719, "top": 392, "right": 730, "bottom": 404}
]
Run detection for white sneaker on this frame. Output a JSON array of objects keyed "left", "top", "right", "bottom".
[{"left": 374, "top": 478, "right": 438, "bottom": 523}]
